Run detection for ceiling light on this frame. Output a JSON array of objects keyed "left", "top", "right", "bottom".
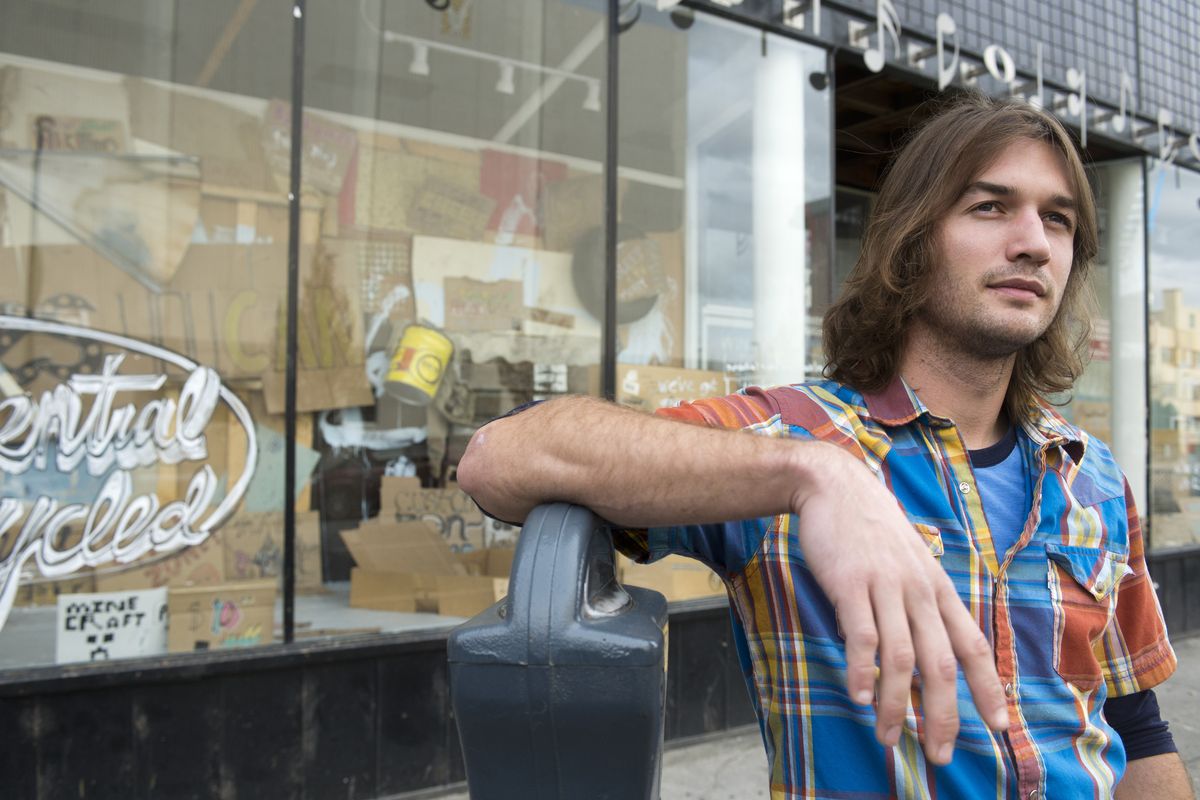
[
  {"left": 496, "top": 61, "right": 515, "bottom": 95},
  {"left": 409, "top": 43, "right": 430, "bottom": 76},
  {"left": 583, "top": 79, "right": 601, "bottom": 112}
]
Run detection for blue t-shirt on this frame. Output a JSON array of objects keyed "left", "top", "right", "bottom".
[{"left": 969, "top": 425, "right": 1030, "bottom": 559}]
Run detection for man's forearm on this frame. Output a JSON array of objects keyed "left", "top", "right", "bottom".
[
  {"left": 456, "top": 394, "right": 834, "bottom": 526},
  {"left": 1115, "top": 753, "right": 1195, "bottom": 799}
]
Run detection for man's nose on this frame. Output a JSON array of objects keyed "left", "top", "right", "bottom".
[{"left": 1005, "top": 207, "right": 1052, "bottom": 264}]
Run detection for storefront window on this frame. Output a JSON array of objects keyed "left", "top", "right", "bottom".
[
  {"left": 301, "top": 1, "right": 608, "bottom": 634},
  {"left": 1149, "top": 162, "right": 1200, "bottom": 551},
  {"left": 0, "top": 2, "right": 293, "bottom": 667},
  {"left": 608, "top": 6, "right": 831, "bottom": 601},
  {"left": 1056, "top": 159, "right": 1147, "bottom": 517},
  {"left": 614, "top": 6, "right": 832, "bottom": 404}
]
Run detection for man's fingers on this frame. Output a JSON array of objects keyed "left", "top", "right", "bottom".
[
  {"left": 872, "top": 583, "right": 915, "bottom": 748},
  {"left": 838, "top": 587, "right": 880, "bottom": 707},
  {"left": 907, "top": 587, "right": 961, "bottom": 765},
  {"left": 937, "top": 577, "right": 1009, "bottom": 732}
]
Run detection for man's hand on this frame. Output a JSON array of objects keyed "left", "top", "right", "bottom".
[{"left": 792, "top": 445, "right": 1010, "bottom": 764}]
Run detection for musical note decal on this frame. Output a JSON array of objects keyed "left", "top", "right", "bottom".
[
  {"left": 863, "top": 0, "right": 902, "bottom": 74},
  {"left": 1111, "top": 72, "right": 1135, "bottom": 134},
  {"left": 1067, "top": 68, "right": 1087, "bottom": 147},
  {"left": 936, "top": 13, "right": 959, "bottom": 90}
]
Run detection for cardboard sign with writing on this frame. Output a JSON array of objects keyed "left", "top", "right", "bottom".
[
  {"left": 379, "top": 477, "right": 491, "bottom": 551},
  {"left": 444, "top": 277, "right": 523, "bottom": 332},
  {"left": 262, "top": 100, "right": 358, "bottom": 196},
  {"left": 590, "top": 363, "right": 738, "bottom": 411},
  {"left": 56, "top": 587, "right": 169, "bottom": 664},
  {"left": 167, "top": 580, "right": 276, "bottom": 653}
]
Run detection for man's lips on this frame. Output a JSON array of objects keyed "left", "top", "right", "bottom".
[{"left": 987, "top": 278, "right": 1045, "bottom": 298}]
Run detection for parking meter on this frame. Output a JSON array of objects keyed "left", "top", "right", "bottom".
[{"left": 447, "top": 503, "right": 669, "bottom": 800}]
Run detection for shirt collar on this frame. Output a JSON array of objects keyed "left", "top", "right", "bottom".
[{"left": 861, "top": 375, "right": 1087, "bottom": 461}]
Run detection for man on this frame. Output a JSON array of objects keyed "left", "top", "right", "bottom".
[{"left": 458, "top": 95, "right": 1191, "bottom": 799}]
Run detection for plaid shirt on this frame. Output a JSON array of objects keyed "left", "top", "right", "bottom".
[{"left": 614, "top": 377, "right": 1176, "bottom": 800}]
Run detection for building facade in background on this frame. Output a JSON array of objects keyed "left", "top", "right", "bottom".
[{"left": 0, "top": 1, "right": 1198, "bottom": 797}]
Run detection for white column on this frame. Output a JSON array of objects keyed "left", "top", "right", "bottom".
[
  {"left": 751, "top": 42, "right": 807, "bottom": 388},
  {"left": 1108, "top": 162, "right": 1147, "bottom": 512}
]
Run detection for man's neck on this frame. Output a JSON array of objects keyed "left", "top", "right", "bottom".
[{"left": 898, "top": 326, "right": 1014, "bottom": 450}]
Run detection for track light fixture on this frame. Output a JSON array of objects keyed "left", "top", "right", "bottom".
[
  {"left": 409, "top": 43, "right": 430, "bottom": 76},
  {"left": 496, "top": 61, "right": 515, "bottom": 95},
  {"left": 583, "top": 79, "right": 601, "bottom": 112}
]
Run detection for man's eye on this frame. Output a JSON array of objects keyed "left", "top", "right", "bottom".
[
  {"left": 973, "top": 202, "right": 997, "bottom": 213},
  {"left": 1046, "top": 212, "right": 1074, "bottom": 229}
]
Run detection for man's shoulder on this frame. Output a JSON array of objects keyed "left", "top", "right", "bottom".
[
  {"left": 657, "top": 379, "right": 870, "bottom": 435},
  {"left": 1026, "top": 402, "right": 1127, "bottom": 503}
]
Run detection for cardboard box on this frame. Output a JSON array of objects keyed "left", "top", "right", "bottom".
[
  {"left": 340, "top": 519, "right": 514, "bottom": 617},
  {"left": 618, "top": 554, "right": 724, "bottom": 602},
  {"left": 167, "top": 579, "right": 276, "bottom": 652},
  {"left": 379, "top": 477, "right": 494, "bottom": 551}
]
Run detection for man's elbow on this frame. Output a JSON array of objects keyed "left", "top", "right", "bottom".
[
  {"left": 456, "top": 425, "right": 492, "bottom": 505},
  {"left": 457, "top": 422, "right": 527, "bottom": 524}
]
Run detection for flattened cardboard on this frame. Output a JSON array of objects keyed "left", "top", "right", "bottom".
[
  {"left": 349, "top": 569, "right": 417, "bottom": 612},
  {"left": 125, "top": 77, "right": 278, "bottom": 194},
  {"left": 0, "top": 64, "right": 128, "bottom": 151},
  {"left": 340, "top": 520, "right": 464, "bottom": 577},
  {"left": 435, "top": 574, "right": 508, "bottom": 618},
  {"left": 618, "top": 554, "right": 724, "bottom": 602},
  {"left": 167, "top": 579, "right": 276, "bottom": 652},
  {"left": 261, "top": 366, "right": 374, "bottom": 414},
  {"left": 93, "top": 533, "right": 226, "bottom": 594},
  {"left": 222, "top": 510, "right": 323, "bottom": 591}
]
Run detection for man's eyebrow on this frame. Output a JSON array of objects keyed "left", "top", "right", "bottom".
[{"left": 961, "top": 181, "right": 1077, "bottom": 210}]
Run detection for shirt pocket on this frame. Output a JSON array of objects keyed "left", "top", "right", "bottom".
[
  {"left": 912, "top": 523, "right": 944, "bottom": 558},
  {"left": 1045, "top": 542, "right": 1133, "bottom": 692}
]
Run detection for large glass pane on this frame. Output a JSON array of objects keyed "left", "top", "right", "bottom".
[
  {"left": 298, "top": 0, "right": 608, "bottom": 636},
  {"left": 1149, "top": 162, "right": 1200, "bottom": 551},
  {"left": 1056, "top": 159, "right": 1147, "bottom": 517},
  {"left": 611, "top": 6, "right": 831, "bottom": 599},
  {"left": 0, "top": 1, "right": 293, "bottom": 668},
  {"left": 615, "top": 6, "right": 832, "bottom": 403}
]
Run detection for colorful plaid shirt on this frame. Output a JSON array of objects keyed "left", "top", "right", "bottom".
[{"left": 613, "top": 377, "right": 1176, "bottom": 800}]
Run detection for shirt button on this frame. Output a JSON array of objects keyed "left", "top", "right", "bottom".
[
  {"left": 958, "top": 481, "right": 971, "bottom": 494},
  {"left": 1005, "top": 683, "right": 1015, "bottom": 698}
]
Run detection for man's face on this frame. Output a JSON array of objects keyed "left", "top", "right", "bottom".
[{"left": 920, "top": 137, "right": 1077, "bottom": 358}]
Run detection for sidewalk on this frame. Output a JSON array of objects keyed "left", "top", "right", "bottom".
[{"left": 438, "top": 634, "right": 1200, "bottom": 799}]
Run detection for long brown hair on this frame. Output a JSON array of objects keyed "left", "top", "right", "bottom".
[{"left": 823, "top": 92, "right": 1099, "bottom": 420}]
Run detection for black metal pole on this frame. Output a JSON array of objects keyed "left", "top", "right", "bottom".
[
  {"left": 283, "top": 0, "right": 306, "bottom": 645},
  {"left": 602, "top": 0, "right": 620, "bottom": 402}
]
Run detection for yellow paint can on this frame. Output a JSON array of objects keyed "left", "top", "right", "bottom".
[{"left": 385, "top": 324, "right": 454, "bottom": 405}]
